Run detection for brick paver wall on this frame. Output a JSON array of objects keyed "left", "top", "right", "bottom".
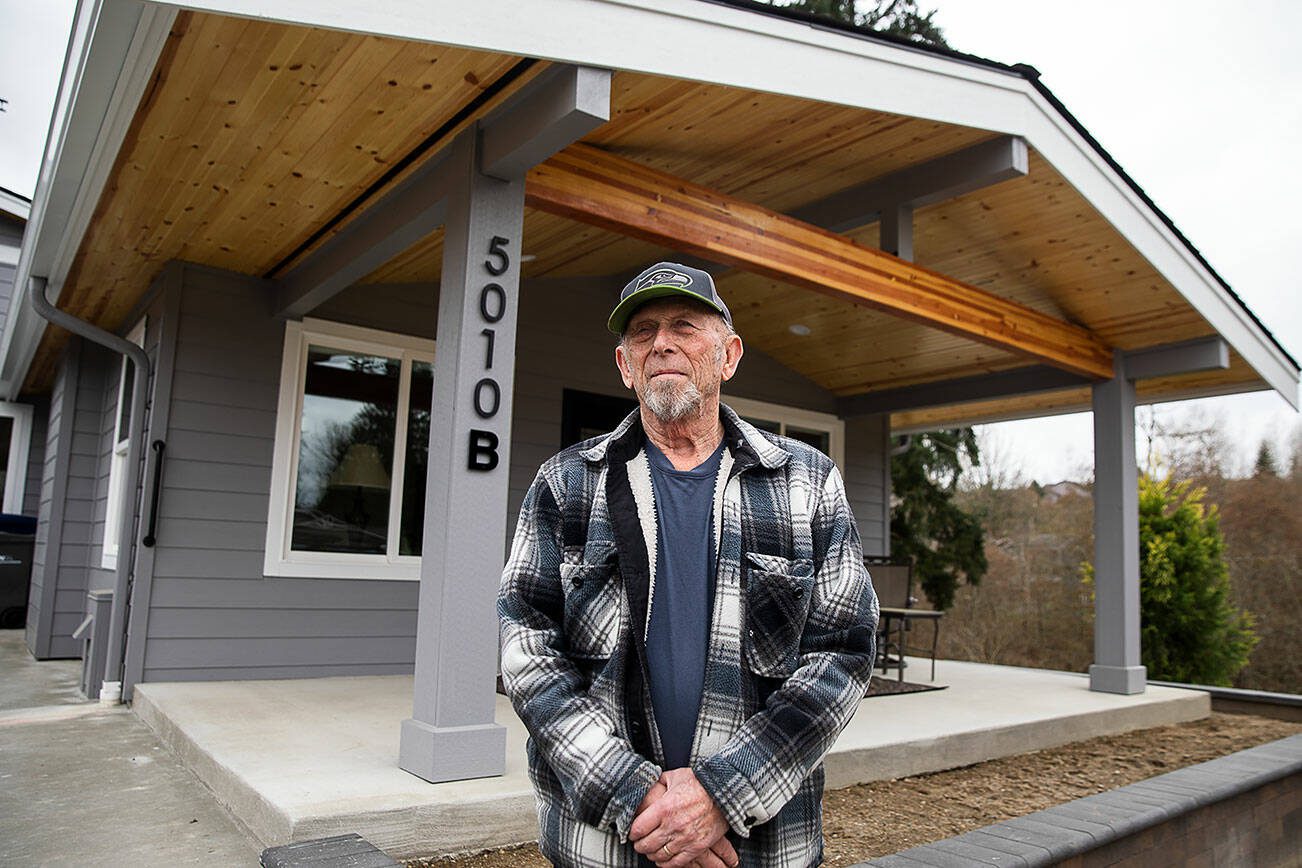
[{"left": 863, "top": 734, "right": 1302, "bottom": 868}]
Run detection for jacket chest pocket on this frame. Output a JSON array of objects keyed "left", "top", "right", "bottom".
[
  {"left": 743, "top": 552, "right": 815, "bottom": 678},
  {"left": 559, "top": 560, "right": 623, "bottom": 660}
]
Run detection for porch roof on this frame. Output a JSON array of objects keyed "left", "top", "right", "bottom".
[{"left": 4, "top": 0, "right": 1297, "bottom": 426}]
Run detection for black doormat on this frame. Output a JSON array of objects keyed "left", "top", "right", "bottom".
[{"left": 865, "top": 676, "right": 947, "bottom": 698}]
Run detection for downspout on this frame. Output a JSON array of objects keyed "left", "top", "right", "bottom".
[{"left": 28, "top": 275, "right": 149, "bottom": 704}]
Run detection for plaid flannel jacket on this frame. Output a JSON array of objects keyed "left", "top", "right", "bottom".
[{"left": 499, "top": 405, "right": 878, "bottom": 867}]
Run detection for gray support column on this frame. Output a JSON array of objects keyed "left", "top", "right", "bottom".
[
  {"left": 399, "top": 129, "right": 524, "bottom": 781},
  {"left": 879, "top": 203, "right": 913, "bottom": 262},
  {"left": 1089, "top": 354, "right": 1146, "bottom": 694}
]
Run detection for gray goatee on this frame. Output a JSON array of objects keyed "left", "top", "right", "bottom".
[{"left": 643, "top": 377, "right": 704, "bottom": 422}]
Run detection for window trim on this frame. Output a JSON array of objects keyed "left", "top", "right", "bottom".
[
  {"left": 723, "top": 395, "right": 845, "bottom": 469},
  {"left": 0, "top": 401, "right": 34, "bottom": 514},
  {"left": 264, "top": 318, "right": 435, "bottom": 581},
  {"left": 101, "top": 318, "right": 146, "bottom": 570}
]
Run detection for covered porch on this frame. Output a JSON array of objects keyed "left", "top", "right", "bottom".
[
  {"left": 5, "top": 0, "right": 1296, "bottom": 813},
  {"left": 131, "top": 658, "right": 1210, "bottom": 859}
]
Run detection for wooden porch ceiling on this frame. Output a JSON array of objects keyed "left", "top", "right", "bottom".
[{"left": 23, "top": 11, "right": 1267, "bottom": 422}]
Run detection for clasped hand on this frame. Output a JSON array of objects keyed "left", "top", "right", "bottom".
[{"left": 629, "top": 768, "right": 738, "bottom": 868}]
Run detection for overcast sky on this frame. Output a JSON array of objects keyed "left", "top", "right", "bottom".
[
  {"left": 939, "top": 0, "right": 1301, "bottom": 481},
  {"left": 1, "top": 0, "right": 1298, "bottom": 482}
]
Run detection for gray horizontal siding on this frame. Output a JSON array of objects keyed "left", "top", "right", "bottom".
[
  {"left": 158, "top": 519, "right": 265, "bottom": 550},
  {"left": 844, "top": 413, "right": 890, "bottom": 557},
  {"left": 27, "top": 300, "right": 159, "bottom": 663},
  {"left": 22, "top": 400, "right": 48, "bottom": 516},
  {"left": 169, "top": 399, "right": 276, "bottom": 436},
  {"left": 159, "top": 460, "right": 272, "bottom": 494},
  {"left": 26, "top": 352, "right": 66, "bottom": 655},
  {"left": 142, "top": 662, "right": 414, "bottom": 682},
  {"left": 47, "top": 634, "right": 82, "bottom": 659},
  {"left": 137, "top": 265, "right": 425, "bottom": 682},
  {"left": 135, "top": 263, "right": 887, "bottom": 684},
  {"left": 157, "top": 490, "right": 268, "bottom": 523},
  {"left": 312, "top": 282, "right": 438, "bottom": 340},
  {"left": 163, "top": 429, "right": 273, "bottom": 468},
  {"left": 0, "top": 262, "right": 14, "bottom": 346},
  {"left": 144, "top": 636, "right": 415, "bottom": 669},
  {"left": 26, "top": 340, "right": 104, "bottom": 659},
  {"left": 147, "top": 607, "right": 418, "bottom": 638},
  {"left": 170, "top": 369, "right": 280, "bottom": 410},
  {"left": 149, "top": 576, "right": 417, "bottom": 609}
]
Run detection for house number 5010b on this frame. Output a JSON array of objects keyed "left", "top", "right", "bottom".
[{"left": 468, "top": 235, "right": 510, "bottom": 472}]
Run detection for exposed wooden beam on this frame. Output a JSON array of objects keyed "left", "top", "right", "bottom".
[
  {"left": 620, "top": 135, "right": 1026, "bottom": 276},
  {"left": 1121, "top": 337, "right": 1229, "bottom": 380},
  {"left": 788, "top": 135, "right": 1028, "bottom": 233},
  {"left": 837, "top": 365, "right": 1090, "bottom": 416},
  {"left": 274, "top": 64, "right": 611, "bottom": 320},
  {"left": 527, "top": 144, "right": 1115, "bottom": 379}
]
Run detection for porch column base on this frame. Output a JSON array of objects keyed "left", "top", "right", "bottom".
[
  {"left": 398, "top": 718, "right": 506, "bottom": 783},
  {"left": 1089, "top": 664, "right": 1146, "bottom": 695}
]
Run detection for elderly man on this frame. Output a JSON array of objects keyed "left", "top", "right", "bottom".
[{"left": 499, "top": 262, "right": 878, "bottom": 867}]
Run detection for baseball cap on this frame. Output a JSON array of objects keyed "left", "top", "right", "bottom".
[{"left": 607, "top": 261, "right": 733, "bottom": 335}]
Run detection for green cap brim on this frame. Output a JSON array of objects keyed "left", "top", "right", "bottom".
[{"left": 606, "top": 284, "right": 726, "bottom": 335}]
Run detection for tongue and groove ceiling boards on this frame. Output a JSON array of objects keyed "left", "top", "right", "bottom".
[{"left": 25, "top": 9, "right": 1277, "bottom": 426}]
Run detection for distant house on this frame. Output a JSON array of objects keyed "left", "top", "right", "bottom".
[
  {"left": 1039, "top": 481, "right": 1091, "bottom": 504},
  {"left": 4, "top": 0, "right": 1296, "bottom": 783},
  {"left": 0, "top": 188, "right": 41, "bottom": 525}
]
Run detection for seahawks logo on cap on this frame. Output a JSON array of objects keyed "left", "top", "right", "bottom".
[{"left": 636, "top": 268, "right": 693, "bottom": 290}]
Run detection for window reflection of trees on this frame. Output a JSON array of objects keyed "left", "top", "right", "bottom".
[{"left": 293, "top": 350, "right": 400, "bottom": 555}]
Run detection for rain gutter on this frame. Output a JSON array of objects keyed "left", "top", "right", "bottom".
[{"left": 28, "top": 275, "right": 149, "bottom": 703}]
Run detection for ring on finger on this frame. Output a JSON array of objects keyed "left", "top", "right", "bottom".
[{"left": 662, "top": 843, "right": 674, "bottom": 858}]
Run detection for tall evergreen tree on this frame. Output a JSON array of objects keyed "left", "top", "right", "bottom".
[
  {"left": 889, "top": 429, "right": 987, "bottom": 610},
  {"left": 1253, "top": 440, "right": 1279, "bottom": 477},
  {"left": 1133, "top": 475, "right": 1256, "bottom": 685},
  {"left": 764, "top": 0, "right": 949, "bottom": 47}
]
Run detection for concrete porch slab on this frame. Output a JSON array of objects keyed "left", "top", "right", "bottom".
[{"left": 131, "top": 658, "right": 1210, "bottom": 861}]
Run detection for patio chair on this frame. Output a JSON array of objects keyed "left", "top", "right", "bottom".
[{"left": 864, "top": 557, "right": 943, "bottom": 682}]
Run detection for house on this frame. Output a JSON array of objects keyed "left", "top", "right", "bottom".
[
  {"left": 4, "top": 0, "right": 1296, "bottom": 786},
  {"left": 0, "top": 188, "right": 43, "bottom": 628}
]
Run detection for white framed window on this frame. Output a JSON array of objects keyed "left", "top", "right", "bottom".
[
  {"left": 265, "top": 318, "right": 435, "bottom": 580},
  {"left": 0, "top": 401, "right": 35, "bottom": 514},
  {"left": 102, "top": 319, "right": 146, "bottom": 570},
  {"left": 724, "top": 395, "right": 845, "bottom": 469}
]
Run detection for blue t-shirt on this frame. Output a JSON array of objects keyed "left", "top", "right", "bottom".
[{"left": 644, "top": 438, "right": 726, "bottom": 770}]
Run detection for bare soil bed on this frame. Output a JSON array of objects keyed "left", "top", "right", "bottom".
[{"left": 412, "top": 712, "right": 1299, "bottom": 867}]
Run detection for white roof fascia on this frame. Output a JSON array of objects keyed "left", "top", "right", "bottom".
[
  {"left": 0, "top": 0, "right": 176, "bottom": 399},
  {"left": 0, "top": 190, "right": 31, "bottom": 223},
  {"left": 1010, "top": 85, "right": 1300, "bottom": 410},
  {"left": 164, "top": 0, "right": 1037, "bottom": 129}
]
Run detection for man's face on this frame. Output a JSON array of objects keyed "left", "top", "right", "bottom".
[{"left": 614, "top": 298, "right": 743, "bottom": 422}]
